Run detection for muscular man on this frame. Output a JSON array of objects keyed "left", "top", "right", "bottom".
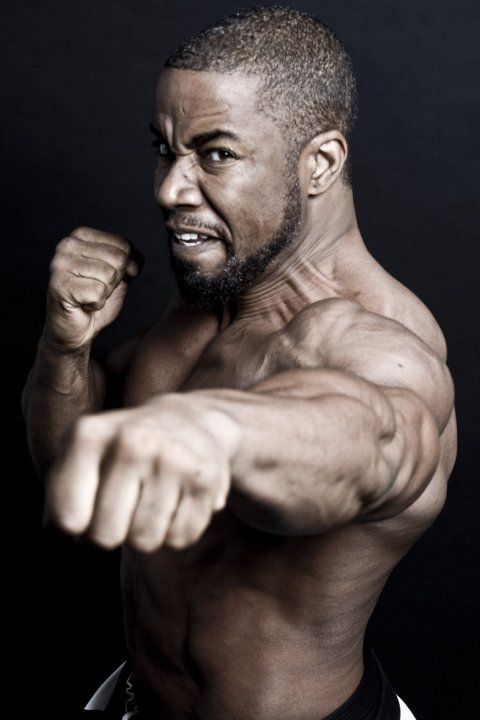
[{"left": 22, "top": 7, "right": 456, "bottom": 720}]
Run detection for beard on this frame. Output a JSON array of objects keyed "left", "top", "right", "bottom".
[{"left": 167, "top": 174, "right": 303, "bottom": 313}]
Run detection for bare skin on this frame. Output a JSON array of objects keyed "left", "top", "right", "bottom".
[
  {"left": 115, "top": 263, "right": 455, "bottom": 720},
  {"left": 24, "top": 69, "right": 456, "bottom": 719}
]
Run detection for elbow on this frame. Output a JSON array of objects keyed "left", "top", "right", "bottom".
[{"left": 362, "top": 388, "right": 443, "bottom": 520}]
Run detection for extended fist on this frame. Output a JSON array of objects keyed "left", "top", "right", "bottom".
[
  {"left": 43, "top": 226, "right": 144, "bottom": 353},
  {"left": 44, "top": 393, "right": 239, "bottom": 552}
]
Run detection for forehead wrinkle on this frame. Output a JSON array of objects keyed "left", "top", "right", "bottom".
[
  {"left": 177, "top": 95, "right": 232, "bottom": 119},
  {"left": 155, "top": 73, "right": 254, "bottom": 129},
  {"left": 157, "top": 81, "right": 233, "bottom": 121},
  {"left": 156, "top": 98, "right": 237, "bottom": 154},
  {"left": 154, "top": 71, "right": 282, "bottom": 157},
  {"left": 160, "top": 105, "right": 234, "bottom": 142},
  {"left": 156, "top": 106, "right": 253, "bottom": 155}
]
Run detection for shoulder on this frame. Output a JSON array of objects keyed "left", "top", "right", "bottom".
[
  {"left": 283, "top": 295, "right": 454, "bottom": 434},
  {"left": 288, "top": 287, "right": 447, "bottom": 360}
]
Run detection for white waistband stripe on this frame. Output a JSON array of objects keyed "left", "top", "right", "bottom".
[{"left": 397, "top": 694, "right": 417, "bottom": 719}]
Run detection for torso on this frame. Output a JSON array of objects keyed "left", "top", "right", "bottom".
[{"left": 120, "top": 252, "right": 456, "bottom": 720}]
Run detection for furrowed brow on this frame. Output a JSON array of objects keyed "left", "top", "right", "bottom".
[
  {"left": 185, "top": 129, "right": 242, "bottom": 148},
  {"left": 148, "top": 122, "right": 241, "bottom": 148}
]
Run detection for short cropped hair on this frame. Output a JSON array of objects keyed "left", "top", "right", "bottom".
[{"left": 164, "top": 5, "right": 357, "bottom": 185}]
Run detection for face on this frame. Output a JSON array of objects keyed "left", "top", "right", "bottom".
[{"left": 152, "top": 68, "right": 303, "bottom": 312}]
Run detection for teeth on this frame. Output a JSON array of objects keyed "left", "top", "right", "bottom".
[
  {"left": 174, "top": 233, "right": 200, "bottom": 246},
  {"left": 173, "top": 232, "right": 211, "bottom": 244}
]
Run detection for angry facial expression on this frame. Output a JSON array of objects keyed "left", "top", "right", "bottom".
[{"left": 152, "top": 68, "right": 303, "bottom": 311}]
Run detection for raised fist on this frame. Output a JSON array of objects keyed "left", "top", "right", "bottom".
[{"left": 43, "top": 226, "right": 144, "bottom": 352}]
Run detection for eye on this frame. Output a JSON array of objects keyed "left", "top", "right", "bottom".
[
  {"left": 150, "top": 138, "right": 173, "bottom": 160},
  {"left": 203, "top": 148, "right": 236, "bottom": 162}
]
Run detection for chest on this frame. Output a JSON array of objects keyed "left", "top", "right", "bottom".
[{"left": 180, "top": 321, "right": 280, "bottom": 392}]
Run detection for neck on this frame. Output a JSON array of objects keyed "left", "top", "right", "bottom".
[{"left": 232, "top": 184, "right": 366, "bottom": 326}]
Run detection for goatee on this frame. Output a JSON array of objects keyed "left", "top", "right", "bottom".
[{"left": 168, "top": 175, "right": 303, "bottom": 313}]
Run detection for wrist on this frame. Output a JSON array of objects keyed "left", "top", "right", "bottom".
[
  {"left": 33, "top": 334, "right": 93, "bottom": 395},
  {"left": 38, "top": 331, "right": 92, "bottom": 358},
  {"left": 194, "top": 391, "right": 244, "bottom": 464},
  {"left": 144, "top": 389, "right": 244, "bottom": 465}
]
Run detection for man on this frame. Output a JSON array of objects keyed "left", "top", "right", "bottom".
[{"left": 22, "top": 6, "right": 456, "bottom": 720}]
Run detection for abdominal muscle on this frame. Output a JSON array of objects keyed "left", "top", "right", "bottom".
[{"left": 122, "top": 505, "right": 422, "bottom": 720}]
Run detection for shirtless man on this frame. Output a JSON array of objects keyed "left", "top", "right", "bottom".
[{"left": 22, "top": 7, "right": 456, "bottom": 720}]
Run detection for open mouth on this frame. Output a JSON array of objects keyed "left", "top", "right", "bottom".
[
  {"left": 170, "top": 232, "right": 226, "bottom": 259},
  {"left": 173, "top": 232, "right": 221, "bottom": 246}
]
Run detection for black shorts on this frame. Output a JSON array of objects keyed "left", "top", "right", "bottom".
[{"left": 80, "top": 640, "right": 413, "bottom": 719}]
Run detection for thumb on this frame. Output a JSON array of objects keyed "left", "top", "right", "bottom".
[{"left": 125, "top": 247, "right": 145, "bottom": 279}]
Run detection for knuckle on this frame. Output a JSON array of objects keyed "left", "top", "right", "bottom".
[
  {"left": 102, "top": 245, "right": 129, "bottom": 270},
  {"left": 73, "top": 415, "right": 103, "bottom": 444},
  {"left": 106, "top": 234, "right": 131, "bottom": 254},
  {"left": 71, "top": 226, "right": 91, "bottom": 237},
  {"left": 141, "top": 497, "right": 162, "bottom": 515},
  {"left": 106, "top": 244, "right": 124, "bottom": 261},
  {"left": 187, "top": 466, "right": 212, "bottom": 493},
  {"left": 107, "top": 262, "right": 119, "bottom": 280},
  {"left": 190, "top": 477, "right": 210, "bottom": 496},
  {"left": 49, "top": 253, "right": 66, "bottom": 273},
  {"left": 115, "top": 425, "right": 145, "bottom": 459},
  {"left": 92, "top": 277, "right": 109, "bottom": 297},
  {"left": 117, "top": 236, "right": 132, "bottom": 253},
  {"left": 106, "top": 263, "right": 121, "bottom": 286},
  {"left": 115, "top": 248, "right": 131, "bottom": 268},
  {"left": 56, "top": 236, "right": 76, "bottom": 253},
  {"left": 73, "top": 276, "right": 107, "bottom": 299}
]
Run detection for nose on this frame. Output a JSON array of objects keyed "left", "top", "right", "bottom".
[{"left": 154, "top": 156, "right": 203, "bottom": 209}]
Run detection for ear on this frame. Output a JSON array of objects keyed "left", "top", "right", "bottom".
[{"left": 301, "top": 130, "right": 348, "bottom": 195}]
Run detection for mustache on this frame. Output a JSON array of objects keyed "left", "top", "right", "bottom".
[{"left": 162, "top": 211, "right": 228, "bottom": 242}]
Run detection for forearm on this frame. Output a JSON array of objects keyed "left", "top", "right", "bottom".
[
  {"left": 21, "top": 334, "right": 106, "bottom": 482},
  {"left": 190, "top": 368, "right": 441, "bottom": 534}
]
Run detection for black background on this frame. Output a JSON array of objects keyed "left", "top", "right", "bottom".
[{"left": 3, "top": 1, "right": 479, "bottom": 718}]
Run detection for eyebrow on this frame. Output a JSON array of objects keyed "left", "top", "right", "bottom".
[{"left": 149, "top": 122, "right": 242, "bottom": 148}]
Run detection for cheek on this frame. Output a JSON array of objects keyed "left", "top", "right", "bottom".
[
  {"left": 204, "top": 170, "right": 286, "bottom": 239},
  {"left": 240, "top": 183, "right": 288, "bottom": 244}
]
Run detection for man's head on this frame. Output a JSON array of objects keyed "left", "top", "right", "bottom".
[{"left": 152, "top": 5, "right": 357, "bottom": 312}]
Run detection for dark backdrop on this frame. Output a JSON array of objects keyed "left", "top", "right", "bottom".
[{"left": 3, "top": 1, "right": 479, "bottom": 718}]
